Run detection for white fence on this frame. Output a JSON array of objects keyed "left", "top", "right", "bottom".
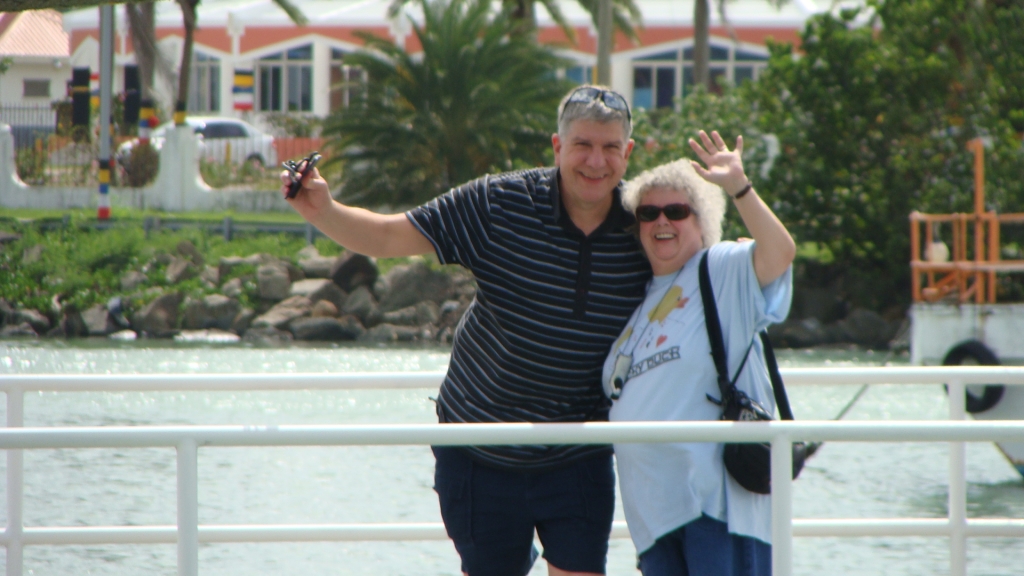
[{"left": 3, "top": 367, "right": 1024, "bottom": 576}]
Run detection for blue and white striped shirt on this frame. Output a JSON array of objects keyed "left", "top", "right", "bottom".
[{"left": 407, "top": 167, "right": 652, "bottom": 470}]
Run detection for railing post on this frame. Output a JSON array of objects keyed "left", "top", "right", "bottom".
[
  {"left": 947, "top": 378, "right": 967, "bottom": 576},
  {"left": 771, "top": 434, "right": 793, "bottom": 576},
  {"left": 177, "top": 439, "right": 199, "bottom": 576},
  {"left": 6, "top": 389, "right": 24, "bottom": 576}
]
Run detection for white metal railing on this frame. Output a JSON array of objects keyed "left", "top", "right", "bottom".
[{"left": 3, "top": 367, "right": 1024, "bottom": 576}]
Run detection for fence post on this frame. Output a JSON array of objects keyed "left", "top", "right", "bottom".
[
  {"left": 305, "top": 222, "right": 314, "bottom": 245},
  {"left": 947, "top": 378, "right": 967, "bottom": 576},
  {"left": 177, "top": 439, "right": 199, "bottom": 576},
  {"left": 222, "top": 216, "right": 233, "bottom": 242},
  {"left": 771, "top": 434, "right": 793, "bottom": 576},
  {"left": 6, "top": 389, "right": 25, "bottom": 576}
]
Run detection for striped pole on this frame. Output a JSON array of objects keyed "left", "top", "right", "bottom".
[
  {"left": 139, "top": 99, "right": 155, "bottom": 146},
  {"left": 97, "top": 4, "right": 114, "bottom": 221}
]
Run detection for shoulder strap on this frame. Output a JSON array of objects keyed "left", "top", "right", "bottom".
[
  {"left": 699, "top": 251, "right": 796, "bottom": 421},
  {"left": 699, "top": 251, "right": 733, "bottom": 404}
]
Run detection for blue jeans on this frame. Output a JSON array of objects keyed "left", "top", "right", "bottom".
[{"left": 638, "top": 514, "right": 771, "bottom": 576}]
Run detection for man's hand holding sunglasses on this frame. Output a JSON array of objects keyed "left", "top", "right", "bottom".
[{"left": 279, "top": 163, "right": 332, "bottom": 221}]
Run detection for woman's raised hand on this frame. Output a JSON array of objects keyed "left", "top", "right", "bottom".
[{"left": 688, "top": 130, "right": 749, "bottom": 198}]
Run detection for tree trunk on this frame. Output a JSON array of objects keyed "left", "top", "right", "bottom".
[
  {"left": 175, "top": 0, "right": 198, "bottom": 124},
  {"left": 125, "top": 2, "right": 155, "bottom": 100},
  {"left": 693, "top": 0, "right": 710, "bottom": 90}
]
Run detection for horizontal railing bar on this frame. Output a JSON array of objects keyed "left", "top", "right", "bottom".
[
  {"left": 4, "top": 518, "right": 1023, "bottom": 546},
  {"left": 1, "top": 421, "right": 1024, "bottom": 449},
  {"left": 4, "top": 367, "right": 1024, "bottom": 393}
]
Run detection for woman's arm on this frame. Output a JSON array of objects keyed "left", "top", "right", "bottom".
[{"left": 689, "top": 130, "right": 796, "bottom": 286}]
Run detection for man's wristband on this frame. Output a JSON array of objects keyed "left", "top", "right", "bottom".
[{"left": 731, "top": 183, "right": 753, "bottom": 200}]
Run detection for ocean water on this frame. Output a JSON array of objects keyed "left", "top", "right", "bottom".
[{"left": 0, "top": 340, "right": 1021, "bottom": 576}]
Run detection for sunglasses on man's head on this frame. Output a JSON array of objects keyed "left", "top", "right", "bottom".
[
  {"left": 635, "top": 203, "right": 693, "bottom": 222},
  {"left": 563, "top": 87, "right": 632, "bottom": 121}
]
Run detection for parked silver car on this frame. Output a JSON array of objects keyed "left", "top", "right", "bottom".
[{"left": 117, "top": 116, "right": 278, "bottom": 173}]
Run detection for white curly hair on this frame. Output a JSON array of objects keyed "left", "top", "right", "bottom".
[{"left": 622, "top": 159, "right": 726, "bottom": 248}]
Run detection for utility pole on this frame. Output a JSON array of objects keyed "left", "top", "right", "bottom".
[{"left": 98, "top": 4, "right": 114, "bottom": 220}]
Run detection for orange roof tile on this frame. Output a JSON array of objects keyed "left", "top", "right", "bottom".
[{"left": 0, "top": 9, "right": 68, "bottom": 58}]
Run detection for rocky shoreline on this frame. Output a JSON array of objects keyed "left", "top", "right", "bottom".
[{"left": 0, "top": 239, "right": 908, "bottom": 351}]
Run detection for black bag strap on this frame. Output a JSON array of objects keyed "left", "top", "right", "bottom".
[{"left": 698, "top": 251, "right": 795, "bottom": 421}]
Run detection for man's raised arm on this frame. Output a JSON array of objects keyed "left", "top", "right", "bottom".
[{"left": 282, "top": 168, "right": 435, "bottom": 259}]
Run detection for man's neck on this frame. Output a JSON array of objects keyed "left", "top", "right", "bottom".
[{"left": 559, "top": 182, "right": 613, "bottom": 237}]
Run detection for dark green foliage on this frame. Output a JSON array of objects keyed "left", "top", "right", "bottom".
[{"left": 322, "top": 0, "right": 573, "bottom": 207}]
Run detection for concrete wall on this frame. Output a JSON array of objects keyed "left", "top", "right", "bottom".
[{"left": 0, "top": 123, "right": 293, "bottom": 213}]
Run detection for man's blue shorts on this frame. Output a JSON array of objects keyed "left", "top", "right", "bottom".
[
  {"left": 637, "top": 514, "right": 771, "bottom": 576},
  {"left": 432, "top": 446, "right": 615, "bottom": 576}
]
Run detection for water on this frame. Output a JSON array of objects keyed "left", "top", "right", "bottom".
[{"left": 0, "top": 340, "right": 1021, "bottom": 575}]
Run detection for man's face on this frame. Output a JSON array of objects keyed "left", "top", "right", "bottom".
[{"left": 552, "top": 119, "right": 634, "bottom": 209}]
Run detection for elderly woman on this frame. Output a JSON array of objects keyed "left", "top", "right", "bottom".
[{"left": 602, "top": 130, "right": 795, "bottom": 575}]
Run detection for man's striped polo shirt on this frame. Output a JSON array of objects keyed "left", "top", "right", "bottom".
[{"left": 407, "top": 167, "right": 652, "bottom": 470}]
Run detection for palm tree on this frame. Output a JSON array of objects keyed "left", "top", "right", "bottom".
[
  {"left": 692, "top": 0, "right": 787, "bottom": 91},
  {"left": 324, "top": 0, "right": 574, "bottom": 207}
]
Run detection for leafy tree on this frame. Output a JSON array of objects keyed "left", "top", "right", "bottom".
[{"left": 323, "top": 0, "right": 574, "bottom": 207}]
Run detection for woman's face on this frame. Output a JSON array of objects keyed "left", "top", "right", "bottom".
[{"left": 636, "top": 186, "right": 704, "bottom": 276}]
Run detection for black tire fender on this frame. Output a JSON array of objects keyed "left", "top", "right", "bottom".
[{"left": 942, "top": 340, "right": 1005, "bottom": 413}]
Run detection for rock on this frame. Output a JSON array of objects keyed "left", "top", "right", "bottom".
[
  {"left": 0, "top": 230, "right": 21, "bottom": 245},
  {"left": 12, "top": 308, "right": 50, "bottom": 334},
  {"left": 299, "top": 255, "right": 335, "bottom": 279},
  {"left": 242, "top": 326, "right": 294, "bottom": 346},
  {"left": 200, "top": 265, "right": 220, "bottom": 286},
  {"left": 219, "top": 253, "right": 274, "bottom": 279},
  {"left": 106, "top": 297, "right": 131, "bottom": 328},
  {"left": 108, "top": 329, "right": 138, "bottom": 341},
  {"left": 22, "top": 244, "right": 43, "bottom": 264},
  {"left": 1, "top": 322, "right": 37, "bottom": 338},
  {"left": 51, "top": 309, "right": 88, "bottom": 338},
  {"left": 438, "top": 299, "right": 469, "bottom": 330},
  {"left": 835, "top": 307, "right": 899, "bottom": 350},
  {"left": 888, "top": 318, "right": 911, "bottom": 352},
  {"left": 342, "top": 285, "right": 380, "bottom": 325},
  {"left": 257, "top": 262, "right": 292, "bottom": 301},
  {"left": 376, "top": 261, "right": 454, "bottom": 312},
  {"left": 182, "top": 294, "right": 242, "bottom": 331},
  {"left": 791, "top": 286, "right": 846, "bottom": 324},
  {"left": 311, "top": 300, "right": 338, "bottom": 318},
  {"left": 174, "top": 329, "right": 240, "bottom": 344},
  {"left": 0, "top": 298, "right": 12, "bottom": 324},
  {"left": 131, "top": 292, "right": 183, "bottom": 337},
  {"left": 290, "top": 278, "right": 332, "bottom": 298},
  {"left": 82, "top": 304, "right": 118, "bottom": 336},
  {"left": 120, "top": 270, "right": 148, "bottom": 292},
  {"left": 309, "top": 281, "right": 347, "bottom": 311},
  {"left": 176, "top": 240, "right": 205, "bottom": 267},
  {"left": 232, "top": 308, "right": 256, "bottom": 335},
  {"left": 358, "top": 323, "right": 420, "bottom": 343},
  {"left": 381, "top": 301, "right": 439, "bottom": 326},
  {"left": 772, "top": 317, "right": 833, "bottom": 348},
  {"left": 221, "top": 277, "right": 244, "bottom": 298},
  {"left": 290, "top": 316, "right": 365, "bottom": 341},
  {"left": 165, "top": 257, "right": 198, "bottom": 284},
  {"left": 297, "top": 244, "right": 320, "bottom": 260},
  {"left": 251, "top": 295, "right": 312, "bottom": 329},
  {"left": 330, "top": 252, "right": 379, "bottom": 292}
]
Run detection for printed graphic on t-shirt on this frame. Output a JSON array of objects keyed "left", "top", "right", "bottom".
[{"left": 626, "top": 283, "right": 690, "bottom": 375}]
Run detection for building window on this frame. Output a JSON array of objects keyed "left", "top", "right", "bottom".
[
  {"left": 631, "top": 43, "right": 768, "bottom": 110},
  {"left": 23, "top": 79, "right": 50, "bottom": 98},
  {"left": 329, "top": 48, "right": 366, "bottom": 111},
  {"left": 258, "top": 44, "right": 313, "bottom": 112},
  {"left": 188, "top": 52, "right": 220, "bottom": 113},
  {"left": 564, "top": 65, "right": 594, "bottom": 85}
]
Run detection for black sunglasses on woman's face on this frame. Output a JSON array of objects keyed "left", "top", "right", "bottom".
[{"left": 635, "top": 203, "right": 693, "bottom": 222}]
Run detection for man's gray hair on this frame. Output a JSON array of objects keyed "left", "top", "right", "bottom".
[
  {"left": 622, "top": 159, "right": 726, "bottom": 248},
  {"left": 557, "top": 84, "right": 632, "bottom": 140}
]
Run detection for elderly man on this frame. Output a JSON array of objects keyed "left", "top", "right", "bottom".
[{"left": 284, "top": 85, "right": 651, "bottom": 576}]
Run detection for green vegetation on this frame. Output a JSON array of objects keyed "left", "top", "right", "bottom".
[
  {"left": 629, "top": 0, "right": 1024, "bottom": 310},
  {"left": 0, "top": 215, "right": 343, "bottom": 320}
]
